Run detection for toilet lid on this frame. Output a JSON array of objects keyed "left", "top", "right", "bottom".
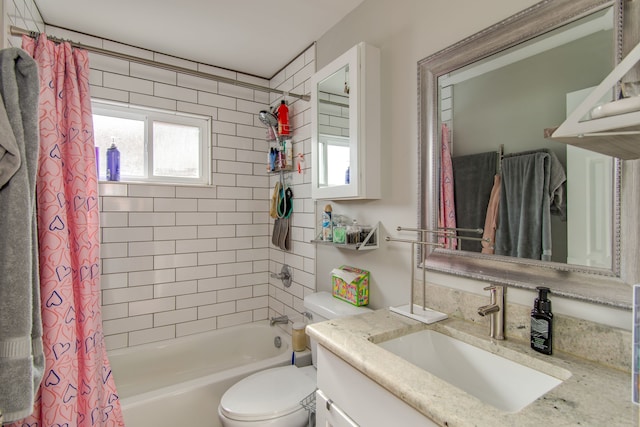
[{"left": 219, "top": 365, "right": 316, "bottom": 422}]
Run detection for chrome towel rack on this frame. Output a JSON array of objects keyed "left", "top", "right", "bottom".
[{"left": 386, "top": 226, "right": 487, "bottom": 315}]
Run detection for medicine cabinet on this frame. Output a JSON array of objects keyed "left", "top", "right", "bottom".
[{"left": 311, "top": 42, "right": 381, "bottom": 200}]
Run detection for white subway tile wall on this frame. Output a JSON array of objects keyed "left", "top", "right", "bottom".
[
  {"left": 5, "top": 2, "right": 316, "bottom": 350},
  {"left": 4, "top": 0, "right": 45, "bottom": 46}
]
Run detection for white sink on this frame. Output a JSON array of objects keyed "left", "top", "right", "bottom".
[{"left": 377, "top": 330, "right": 567, "bottom": 413}]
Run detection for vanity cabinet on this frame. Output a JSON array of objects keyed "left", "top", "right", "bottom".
[
  {"left": 311, "top": 42, "right": 381, "bottom": 200},
  {"left": 316, "top": 344, "right": 435, "bottom": 427}
]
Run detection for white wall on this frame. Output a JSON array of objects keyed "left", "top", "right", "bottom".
[{"left": 313, "top": 0, "right": 631, "bottom": 330}]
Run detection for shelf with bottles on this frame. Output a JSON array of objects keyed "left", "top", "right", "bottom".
[
  {"left": 267, "top": 138, "right": 294, "bottom": 173},
  {"left": 312, "top": 221, "right": 379, "bottom": 250},
  {"left": 260, "top": 100, "right": 294, "bottom": 172}
]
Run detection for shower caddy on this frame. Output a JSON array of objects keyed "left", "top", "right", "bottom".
[{"left": 260, "top": 105, "right": 295, "bottom": 251}]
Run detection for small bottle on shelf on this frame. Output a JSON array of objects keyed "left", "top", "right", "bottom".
[
  {"left": 346, "top": 219, "right": 361, "bottom": 245},
  {"left": 322, "top": 204, "right": 333, "bottom": 241}
]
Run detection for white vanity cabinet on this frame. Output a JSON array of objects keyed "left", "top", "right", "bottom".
[
  {"left": 311, "top": 42, "right": 381, "bottom": 200},
  {"left": 316, "top": 344, "right": 436, "bottom": 427}
]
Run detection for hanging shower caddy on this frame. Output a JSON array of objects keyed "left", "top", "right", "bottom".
[
  {"left": 260, "top": 106, "right": 293, "bottom": 173},
  {"left": 260, "top": 104, "right": 296, "bottom": 251}
]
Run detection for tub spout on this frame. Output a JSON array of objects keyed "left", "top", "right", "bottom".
[{"left": 270, "top": 315, "right": 289, "bottom": 326}]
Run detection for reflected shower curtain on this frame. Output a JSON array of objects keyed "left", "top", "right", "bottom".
[
  {"left": 438, "top": 123, "right": 457, "bottom": 249},
  {"left": 8, "top": 35, "right": 125, "bottom": 426}
]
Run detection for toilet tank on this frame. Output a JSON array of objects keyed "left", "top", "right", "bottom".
[
  {"left": 303, "top": 292, "right": 371, "bottom": 366},
  {"left": 303, "top": 291, "right": 371, "bottom": 322}
]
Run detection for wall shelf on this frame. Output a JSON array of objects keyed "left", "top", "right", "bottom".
[
  {"left": 546, "top": 39, "right": 640, "bottom": 160},
  {"left": 312, "top": 222, "right": 379, "bottom": 250},
  {"left": 544, "top": 123, "right": 640, "bottom": 159},
  {"left": 269, "top": 165, "right": 293, "bottom": 173}
]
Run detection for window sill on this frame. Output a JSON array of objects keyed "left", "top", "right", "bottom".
[{"left": 98, "top": 180, "right": 214, "bottom": 188}]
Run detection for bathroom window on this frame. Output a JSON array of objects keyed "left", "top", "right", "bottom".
[{"left": 92, "top": 101, "right": 212, "bottom": 185}]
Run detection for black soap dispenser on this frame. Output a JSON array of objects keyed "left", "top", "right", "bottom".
[{"left": 531, "top": 286, "right": 553, "bottom": 355}]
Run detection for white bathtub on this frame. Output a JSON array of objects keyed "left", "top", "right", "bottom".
[{"left": 109, "top": 321, "right": 305, "bottom": 427}]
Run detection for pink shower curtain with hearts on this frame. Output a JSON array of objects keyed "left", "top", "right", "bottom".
[
  {"left": 438, "top": 123, "right": 457, "bottom": 249},
  {"left": 8, "top": 35, "right": 125, "bottom": 427}
]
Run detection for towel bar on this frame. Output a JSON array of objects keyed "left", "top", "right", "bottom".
[{"left": 387, "top": 226, "right": 489, "bottom": 320}]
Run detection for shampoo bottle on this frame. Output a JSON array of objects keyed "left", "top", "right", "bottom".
[
  {"left": 277, "top": 100, "right": 290, "bottom": 136},
  {"left": 531, "top": 286, "right": 553, "bottom": 355}
]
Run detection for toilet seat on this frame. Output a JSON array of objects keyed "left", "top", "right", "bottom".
[{"left": 219, "top": 365, "right": 316, "bottom": 422}]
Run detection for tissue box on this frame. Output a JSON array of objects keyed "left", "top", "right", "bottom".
[{"left": 331, "top": 265, "right": 369, "bottom": 306}]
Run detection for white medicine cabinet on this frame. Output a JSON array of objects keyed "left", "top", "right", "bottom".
[{"left": 311, "top": 42, "right": 381, "bottom": 200}]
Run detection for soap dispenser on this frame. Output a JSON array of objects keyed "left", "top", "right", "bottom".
[{"left": 531, "top": 286, "right": 553, "bottom": 355}]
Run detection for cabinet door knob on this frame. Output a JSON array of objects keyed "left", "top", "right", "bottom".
[{"left": 326, "top": 398, "right": 334, "bottom": 411}]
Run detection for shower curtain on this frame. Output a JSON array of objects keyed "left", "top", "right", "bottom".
[{"left": 7, "top": 34, "right": 125, "bottom": 426}]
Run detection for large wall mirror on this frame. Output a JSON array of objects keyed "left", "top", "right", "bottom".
[{"left": 419, "top": 0, "right": 639, "bottom": 309}]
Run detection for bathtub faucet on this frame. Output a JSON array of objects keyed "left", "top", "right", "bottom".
[{"left": 270, "top": 315, "right": 289, "bottom": 326}]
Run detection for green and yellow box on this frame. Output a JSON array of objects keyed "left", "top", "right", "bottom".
[{"left": 331, "top": 265, "right": 369, "bottom": 306}]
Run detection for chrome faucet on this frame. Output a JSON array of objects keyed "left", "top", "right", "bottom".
[
  {"left": 270, "top": 315, "right": 289, "bottom": 326},
  {"left": 477, "top": 285, "right": 505, "bottom": 340}
]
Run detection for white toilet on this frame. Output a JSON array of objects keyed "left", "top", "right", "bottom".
[{"left": 217, "top": 291, "right": 371, "bottom": 426}]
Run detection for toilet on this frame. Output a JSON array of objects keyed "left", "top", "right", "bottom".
[{"left": 217, "top": 291, "right": 371, "bottom": 426}]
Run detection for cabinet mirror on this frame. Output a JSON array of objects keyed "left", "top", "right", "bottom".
[
  {"left": 419, "top": 0, "right": 639, "bottom": 308},
  {"left": 311, "top": 42, "right": 380, "bottom": 200}
]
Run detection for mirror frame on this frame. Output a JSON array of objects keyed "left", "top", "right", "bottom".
[{"left": 419, "top": 0, "right": 638, "bottom": 310}]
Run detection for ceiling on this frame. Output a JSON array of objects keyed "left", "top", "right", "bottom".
[{"left": 33, "top": 0, "right": 365, "bottom": 79}]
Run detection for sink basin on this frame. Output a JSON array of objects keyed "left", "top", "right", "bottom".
[{"left": 377, "top": 330, "right": 567, "bottom": 413}]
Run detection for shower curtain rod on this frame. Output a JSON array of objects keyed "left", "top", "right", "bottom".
[{"left": 10, "top": 25, "right": 311, "bottom": 101}]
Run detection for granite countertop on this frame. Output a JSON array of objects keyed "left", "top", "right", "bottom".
[{"left": 306, "top": 309, "right": 636, "bottom": 426}]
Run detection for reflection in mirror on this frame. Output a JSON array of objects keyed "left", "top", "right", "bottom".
[
  {"left": 317, "top": 65, "right": 351, "bottom": 189},
  {"left": 319, "top": 135, "right": 350, "bottom": 186},
  {"left": 437, "top": 7, "right": 615, "bottom": 268},
  {"left": 419, "top": 0, "right": 637, "bottom": 308}
]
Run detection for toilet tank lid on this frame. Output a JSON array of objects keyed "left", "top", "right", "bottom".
[{"left": 303, "top": 291, "right": 371, "bottom": 320}]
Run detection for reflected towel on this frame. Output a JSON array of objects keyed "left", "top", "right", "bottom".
[
  {"left": 481, "top": 175, "right": 501, "bottom": 254},
  {"left": 452, "top": 151, "right": 497, "bottom": 252},
  {"left": 495, "top": 150, "right": 566, "bottom": 261}
]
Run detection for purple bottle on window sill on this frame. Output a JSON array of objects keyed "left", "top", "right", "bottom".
[
  {"left": 106, "top": 142, "right": 120, "bottom": 181},
  {"left": 95, "top": 147, "right": 100, "bottom": 180}
]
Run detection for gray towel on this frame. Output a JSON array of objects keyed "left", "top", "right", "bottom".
[
  {"left": 0, "top": 92, "right": 20, "bottom": 188},
  {"left": 0, "top": 47, "right": 44, "bottom": 422},
  {"left": 452, "top": 151, "right": 497, "bottom": 252},
  {"left": 495, "top": 150, "right": 566, "bottom": 261}
]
